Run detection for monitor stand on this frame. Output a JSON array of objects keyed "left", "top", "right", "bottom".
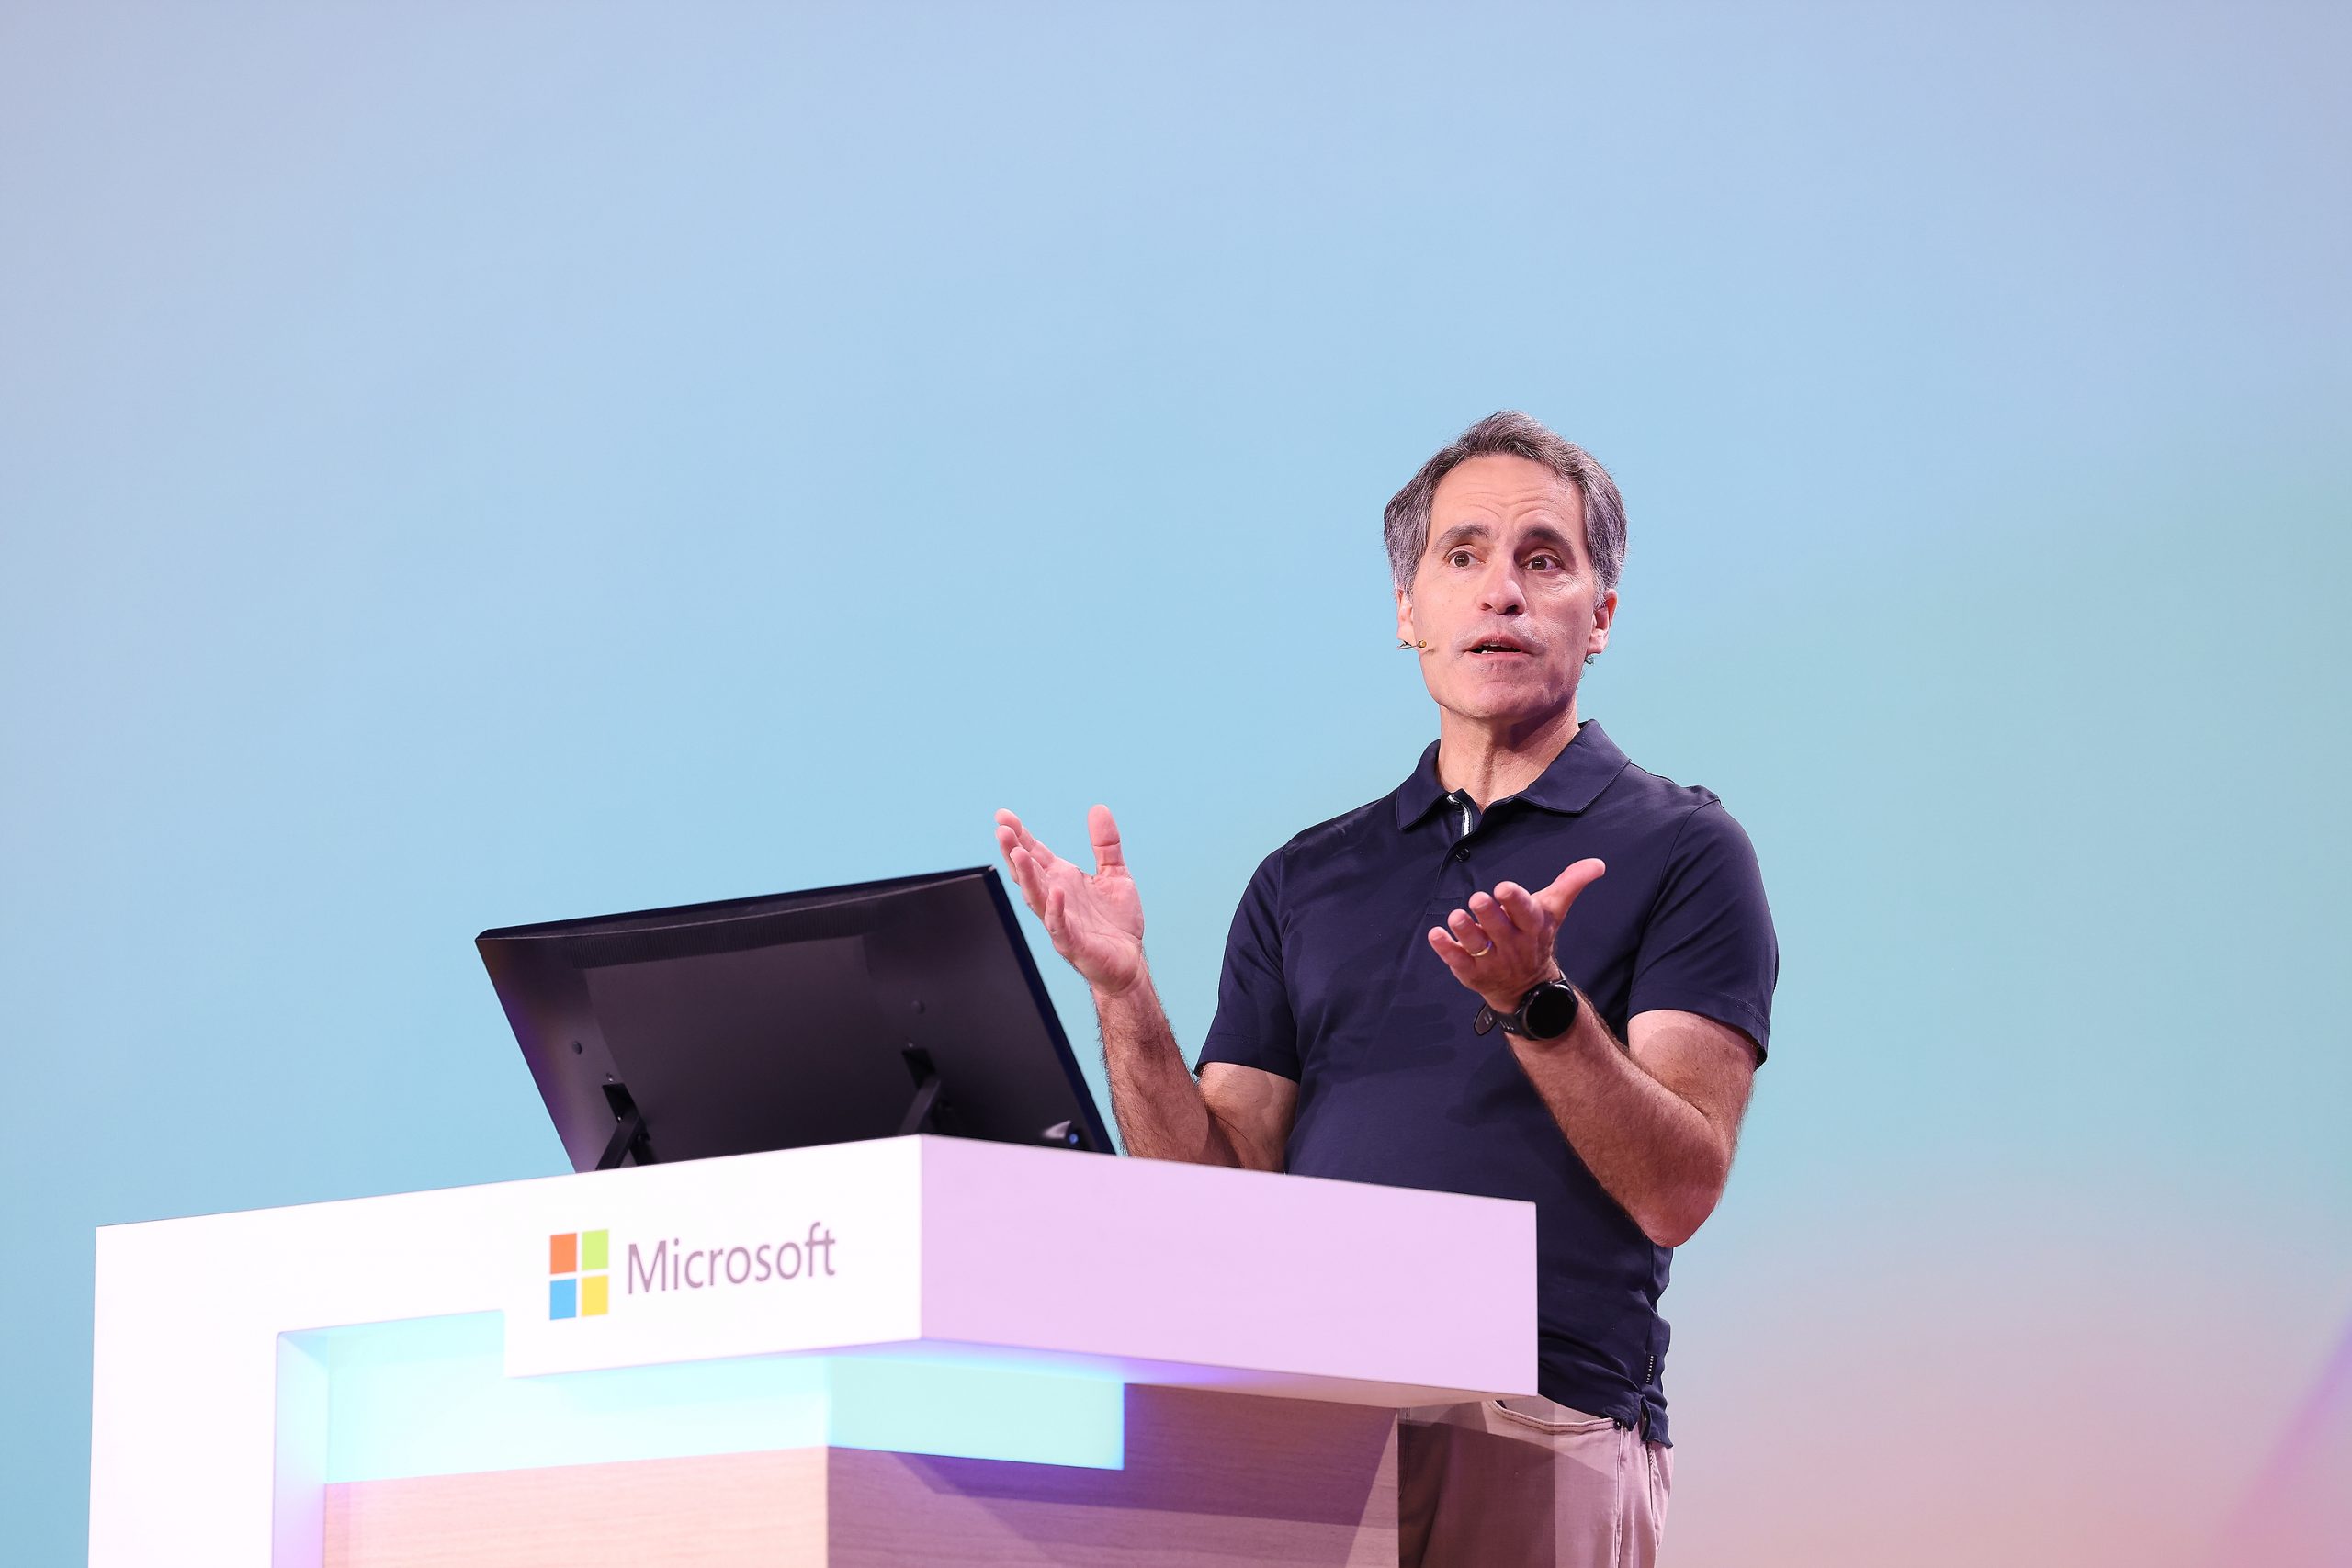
[
  {"left": 593, "top": 1055, "right": 948, "bottom": 1170},
  {"left": 595, "top": 1082, "right": 657, "bottom": 1170},
  {"left": 898, "top": 1046, "right": 950, "bottom": 1136}
]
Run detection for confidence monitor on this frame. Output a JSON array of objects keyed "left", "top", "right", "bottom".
[{"left": 478, "top": 867, "right": 1114, "bottom": 1172}]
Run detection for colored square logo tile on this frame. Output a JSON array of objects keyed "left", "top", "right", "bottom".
[
  {"left": 581, "top": 1274, "right": 609, "bottom": 1316},
  {"left": 549, "top": 1232, "right": 578, "bottom": 1275},
  {"left": 549, "top": 1278, "right": 578, "bottom": 1320},
  {"left": 582, "top": 1229, "right": 608, "bottom": 1271}
]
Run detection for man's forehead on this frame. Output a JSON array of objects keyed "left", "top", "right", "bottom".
[
  {"left": 1430, "top": 453, "right": 1580, "bottom": 545},
  {"left": 1430, "top": 453, "right": 1581, "bottom": 523}
]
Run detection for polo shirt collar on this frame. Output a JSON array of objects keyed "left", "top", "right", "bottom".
[{"left": 1393, "top": 720, "right": 1632, "bottom": 829}]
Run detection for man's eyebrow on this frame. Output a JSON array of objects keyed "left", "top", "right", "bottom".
[
  {"left": 1514, "top": 523, "right": 1577, "bottom": 555},
  {"left": 1429, "top": 520, "right": 1577, "bottom": 556},
  {"left": 1430, "top": 521, "right": 1493, "bottom": 552}
]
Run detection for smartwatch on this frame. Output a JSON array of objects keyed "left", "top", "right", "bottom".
[{"left": 1475, "top": 978, "right": 1582, "bottom": 1041}]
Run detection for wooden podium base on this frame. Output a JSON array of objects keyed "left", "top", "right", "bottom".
[{"left": 322, "top": 1386, "right": 1400, "bottom": 1567}]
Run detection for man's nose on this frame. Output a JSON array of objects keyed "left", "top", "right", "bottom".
[{"left": 1479, "top": 561, "right": 1527, "bottom": 615}]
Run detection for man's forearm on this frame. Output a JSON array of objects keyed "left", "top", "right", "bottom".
[
  {"left": 1093, "top": 969, "right": 1243, "bottom": 1166},
  {"left": 1507, "top": 1004, "right": 1731, "bottom": 1248}
]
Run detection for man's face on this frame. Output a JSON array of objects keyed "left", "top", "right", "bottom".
[{"left": 1395, "top": 453, "right": 1616, "bottom": 728}]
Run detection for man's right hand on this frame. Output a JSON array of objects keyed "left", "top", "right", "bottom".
[{"left": 994, "top": 805, "right": 1148, "bottom": 998}]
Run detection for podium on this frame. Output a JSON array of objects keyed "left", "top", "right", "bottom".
[{"left": 90, "top": 1134, "right": 1536, "bottom": 1567}]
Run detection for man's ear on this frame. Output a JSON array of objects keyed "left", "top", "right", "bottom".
[
  {"left": 1395, "top": 585, "right": 1417, "bottom": 648},
  {"left": 1588, "top": 588, "right": 1618, "bottom": 658}
]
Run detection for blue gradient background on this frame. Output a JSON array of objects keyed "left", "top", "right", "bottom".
[{"left": 4, "top": 4, "right": 2346, "bottom": 1563}]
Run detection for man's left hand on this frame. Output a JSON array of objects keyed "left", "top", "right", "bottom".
[{"left": 1426, "top": 859, "right": 1608, "bottom": 1014}]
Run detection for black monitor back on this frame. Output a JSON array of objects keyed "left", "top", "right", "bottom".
[{"left": 478, "top": 867, "right": 1113, "bottom": 1171}]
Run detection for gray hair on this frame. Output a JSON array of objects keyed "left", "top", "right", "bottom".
[{"left": 1383, "top": 411, "right": 1627, "bottom": 598}]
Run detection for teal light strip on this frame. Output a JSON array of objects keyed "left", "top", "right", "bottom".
[{"left": 280, "top": 1314, "right": 1125, "bottom": 1478}]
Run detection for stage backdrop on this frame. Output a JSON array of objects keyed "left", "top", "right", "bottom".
[{"left": 3, "top": 5, "right": 2346, "bottom": 1564}]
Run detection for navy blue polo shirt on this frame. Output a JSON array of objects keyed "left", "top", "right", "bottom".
[{"left": 1195, "top": 720, "right": 1777, "bottom": 1443}]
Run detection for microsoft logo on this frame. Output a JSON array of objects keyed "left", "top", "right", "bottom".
[{"left": 548, "top": 1229, "right": 610, "bottom": 1319}]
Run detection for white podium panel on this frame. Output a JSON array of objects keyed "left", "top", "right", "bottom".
[{"left": 89, "top": 1135, "right": 1537, "bottom": 1568}]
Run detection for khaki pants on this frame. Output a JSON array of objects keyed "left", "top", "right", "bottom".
[{"left": 1397, "top": 1395, "right": 1673, "bottom": 1568}]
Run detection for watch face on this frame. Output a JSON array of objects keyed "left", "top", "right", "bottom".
[{"left": 1522, "top": 983, "right": 1578, "bottom": 1039}]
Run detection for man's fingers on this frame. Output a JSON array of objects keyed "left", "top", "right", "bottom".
[
  {"left": 1445, "top": 908, "right": 1494, "bottom": 953},
  {"left": 993, "top": 808, "right": 1064, "bottom": 875},
  {"left": 1536, "top": 858, "right": 1608, "bottom": 921},
  {"left": 1467, "top": 889, "right": 1521, "bottom": 940},
  {"left": 1427, "top": 925, "right": 1480, "bottom": 979},
  {"left": 1004, "top": 845, "right": 1051, "bottom": 918},
  {"left": 1088, "top": 804, "right": 1125, "bottom": 874},
  {"left": 993, "top": 808, "right": 1039, "bottom": 865},
  {"left": 1495, "top": 881, "right": 1544, "bottom": 932}
]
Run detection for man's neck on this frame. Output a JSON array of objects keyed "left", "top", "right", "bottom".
[{"left": 1436, "top": 702, "right": 1582, "bottom": 810}]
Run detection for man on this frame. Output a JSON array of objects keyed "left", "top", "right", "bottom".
[{"left": 993, "top": 411, "right": 1777, "bottom": 1568}]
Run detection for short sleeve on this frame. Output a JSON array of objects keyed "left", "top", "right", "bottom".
[
  {"left": 1628, "top": 801, "right": 1779, "bottom": 1060},
  {"left": 1194, "top": 847, "right": 1302, "bottom": 1081}
]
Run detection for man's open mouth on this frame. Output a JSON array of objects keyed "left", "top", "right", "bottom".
[{"left": 1464, "top": 637, "right": 1534, "bottom": 656}]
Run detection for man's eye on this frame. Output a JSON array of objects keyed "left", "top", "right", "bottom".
[
  {"left": 1447, "top": 550, "right": 1474, "bottom": 568},
  {"left": 1526, "top": 554, "right": 1558, "bottom": 571}
]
